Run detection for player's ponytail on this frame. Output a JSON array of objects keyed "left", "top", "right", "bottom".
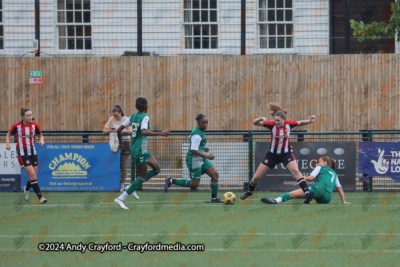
[
  {"left": 20, "top": 108, "right": 30, "bottom": 117},
  {"left": 268, "top": 102, "right": 287, "bottom": 120},
  {"left": 320, "top": 156, "right": 336, "bottom": 171},
  {"left": 112, "top": 105, "right": 124, "bottom": 116},
  {"left": 135, "top": 97, "right": 148, "bottom": 112}
]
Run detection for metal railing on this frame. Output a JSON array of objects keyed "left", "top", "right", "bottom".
[{"left": 1, "top": 130, "right": 400, "bottom": 192}]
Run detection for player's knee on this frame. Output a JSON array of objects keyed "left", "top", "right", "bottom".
[
  {"left": 211, "top": 172, "right": 219, "bottom": 181},
  {"left": 154, "top": 169, "right": 161, "bottom": 175},
  {"left": 190, "top": 181, "right": 199, "bottom": 188}
]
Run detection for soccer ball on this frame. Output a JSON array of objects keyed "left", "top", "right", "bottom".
[{"left": 223, "top": 192, "right": 236, "bottom": 205}]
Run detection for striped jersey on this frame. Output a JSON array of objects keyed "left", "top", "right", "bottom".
[
  {"left": 263, "top": 120, "right": 298, "bottom": 154},
  {"left": 9, "top": 121, "right": 42, "bottom": 156}
]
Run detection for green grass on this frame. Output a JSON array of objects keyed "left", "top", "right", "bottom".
[{"left": 0, "top": 191, "right": 399, "bottom": 267}]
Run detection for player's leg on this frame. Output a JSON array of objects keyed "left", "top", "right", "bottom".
[
  {"left": 23, "top": 159, "right": 46, "bottom": 204},
  {"left": 261, "top": 189, "right": 305, "bottom": 204},
  {"left": 146, "top": 155, "right": 161, "bottom": 181},
  {"left": 240, "top": 163, "right": 272, "bottom": 200},
  {"left": 286, "top": 159, "right": 312, "bottom": 203},
  {"left": 115, "top": 157, "right": 147, "bottom": 209},
  {"left": 204, "top": 163, "right": 222, "bottom": 203},
  {"left": 165, "top": 158, "right": 198, "bottom": 192}
]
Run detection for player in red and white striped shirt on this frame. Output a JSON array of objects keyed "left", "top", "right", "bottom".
[
  {"left": 6, "top": 108, "right": 47, "bottom": 204},
  {"left": 241, "top": 102, "right": 317, "bottom": 204}
]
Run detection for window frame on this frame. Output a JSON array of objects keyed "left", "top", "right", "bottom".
[
  {"left": 182, "top": 0, "right": 219, "bottom": 52},
  {"left": 256, "top": 0, "right": 295, "bottom": 54},
  {"left": 56, "top": 0, "right": 92, "bottom": 52}
]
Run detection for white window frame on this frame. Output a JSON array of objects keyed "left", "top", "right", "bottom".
[
  {"left": 256, "top": 0, "right": 295, "bottom": 54},
  {"left": 182, "top": 0, "right": 219, "bottom": 53},
  {"left": 56, "top": 0, "right": 92, "bottom": 52}
]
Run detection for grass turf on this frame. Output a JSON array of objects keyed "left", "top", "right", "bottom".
[{"left": 0, "top": 191, "right": 399, "bottom": 266}]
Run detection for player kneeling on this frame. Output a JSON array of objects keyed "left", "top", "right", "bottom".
[{"left": 261, "top": 156, "right": 351, "bottom": 205}]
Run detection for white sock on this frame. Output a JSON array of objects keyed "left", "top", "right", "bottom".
[
  {"left": 275, "top": 197, "right": 283, "bottom": 203},
  {"left": 118, "top": 192, "right": 128, "bottom": 201}
]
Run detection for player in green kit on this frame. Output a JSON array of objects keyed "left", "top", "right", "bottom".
[
  {"left": 260, "top": 156, "right": 351, "bottom": 205},
  {"left": 114, "top": 97, "right": 170, "bottom": 209},
  {"left": 164, "top": 114, "right": 223, "bottom": 203}
]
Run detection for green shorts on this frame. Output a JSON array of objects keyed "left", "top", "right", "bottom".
[
  {"left": 187, "top": 158, "right": 213, "bottom": 181},
  {"left": 309, "top": 184, "right": 332, "bottom": 204},
  {"left": 133, "top": 152, "right": 152, "bottom": 166}
]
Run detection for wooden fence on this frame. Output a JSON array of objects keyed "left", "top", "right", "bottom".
[{"left": 1, "top": 55, "right": 399, "bottom": 132}]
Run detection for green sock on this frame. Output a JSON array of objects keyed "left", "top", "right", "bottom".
[
  {"left": 211, "top": 181, "right": 219, "bottom": 198},
  {"left": 278, "top": 193, "right": 291, "bottom": 203},
  {"left": 126, "top": 177, "right": 145, "bottom": 195},
  {"left": 174, "top": 179, "right": 191, "bottom": 187},
  {"left": 145, "top": 169, "right": 160, "bottom": 181}
]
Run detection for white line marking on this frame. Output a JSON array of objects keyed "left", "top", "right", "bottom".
[{"left": 1, "top": 232, "right": 400, "bottom": 238}]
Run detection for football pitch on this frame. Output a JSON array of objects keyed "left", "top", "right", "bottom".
[{"left": 0, "top": 191, "right": 399, "bottom": 267}]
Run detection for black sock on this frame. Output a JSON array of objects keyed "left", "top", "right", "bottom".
[
  {"left": 212, "top": 194, "right": 217, "bottom": 199},
  {"left": 30, "top": 179, "right": 43, "bottom": 199},
  {"left": 25, "top": 180, "right": 32, "bottom": 191},
  {"left": 249, "top": 181, "right": 257, "bottom": 193},
  {"left": 298, "top": 178, "right": 309, "bottom": 193}
]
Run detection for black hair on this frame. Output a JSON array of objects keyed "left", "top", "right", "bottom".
[
  {"left": 21, "top": 108, "right": 30, "bottom": 117},
  {"left": 195, "top": 114, "right": 207, "bottom": 122},
  {"left": 135, "top": 97, "right": 148, "bottom": 112},
  {"left": 112, "top": 105, "right": 124, "bottom": 116}
]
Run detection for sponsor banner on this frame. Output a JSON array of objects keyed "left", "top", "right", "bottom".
[
  {"left": 358, "top": 142, "right": 400, "bottom": 181},
  {"left": 0, "top": 144, "right": 21, "bottom": 191},
  {"left": 255, "top": 142, "right": 356, "bottom": 191},
  {"left": 21, "top": 144, "right": 120, "bottom": 191}
]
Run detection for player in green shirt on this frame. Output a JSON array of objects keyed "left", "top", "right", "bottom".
[
  {"left": 164, "top": 114, "right": 223, "bottom": 203},
  {"left": 114, "top": 97, "right": 170, "bottom": 209},
  {"left": 260, "top": 156, "right": 351, "bottom": 205}
]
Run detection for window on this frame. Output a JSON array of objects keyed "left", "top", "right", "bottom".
[
  {"left": 259, "top": 0, "right": 293, "bottom": 49},
  {"left": 183, "top": 0, "right": 218, "bottom": 49},
  {"left": 57, "top": 0, "right": 91, "bottom": 50},
  {"left": 0, "top": 0, "right": 3, "bottom": 49}
]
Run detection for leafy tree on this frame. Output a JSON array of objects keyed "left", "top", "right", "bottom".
[{"left": 350, "top": 2, "right": 400, "bottom": 42}]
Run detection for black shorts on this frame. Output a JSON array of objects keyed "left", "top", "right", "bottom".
[
  {"left": 261, "top": 152, "right": 296, "bottom": 169},
  {"left": 18, "top": 155, "right": 38, "bottom": 167}
]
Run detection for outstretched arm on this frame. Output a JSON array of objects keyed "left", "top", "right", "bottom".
[
  {"left": 253, "top": 117, "right": 268, "bottom": 126},
  {"left": 337, "top": 186, "right": 351, "bottom": 204},
  {"left": 297, "top": 115, "right": 317, "bottom": 126},
  {"left": 142, "top": 129, "right": 170, "bottom": 137}
]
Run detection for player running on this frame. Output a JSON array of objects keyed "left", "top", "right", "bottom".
[
  {"left": 241, "top": 102, "right": 316, "bottom": 203},
  {"left": 164, "top": 114, "right": 223, "bottom": 203},
  {"left": 114, "top": 97, "right": 170, "bottom": 209},
  {"left": 6, "top": 108, "right": 47, "bottom": 204},
  {"left": 261, "top": 156, "right": 351, "bottom": 205}
]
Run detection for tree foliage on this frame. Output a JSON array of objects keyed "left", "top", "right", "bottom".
[{"left": 350, "top": 2, "right": 400, "bottom": 42}]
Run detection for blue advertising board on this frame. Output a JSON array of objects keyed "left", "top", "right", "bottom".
[
  {"left": 358, "top": 142, "right": 400, "bottom": 181},
  {"left": 21, "top": 143, "right": 120, "bottom": 191}
]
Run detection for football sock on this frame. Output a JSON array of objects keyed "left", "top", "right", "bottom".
[
  {"left": 298, "top": 178, "right": 309, "bottom": 193},
  {"left": 211, "top": 181, "right": 219, "bottom": 198},
  {"left": 249, "top": 181, "right": 257, "bottom": 193},
  {"left": 145, "top": 169, "right": 161, "bottom": 181},
  {"left": 29, "top": 179, "right": 42, "bottom": 199},
  {"left": 173, "top": 179, "right": 191, "bottom": 187},
  {"left": 275, "top": 193, "right": 291, "bottom": 203},
  {"left": 118, "top": 192, "right": 129, "bottom": 201},
  {"left": 25, "top": 180, "right": 32, "bottom": 191},
  {"left": 126, "top": 176, "right": 145, "bottom": 195}
]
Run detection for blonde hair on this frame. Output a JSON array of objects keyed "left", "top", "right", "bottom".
[{"left": 268, "top": 102, "right": 287, "bottom": 120}]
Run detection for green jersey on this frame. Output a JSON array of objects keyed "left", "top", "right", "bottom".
[
  {"left": 186, "top": 127, "right": 207, "bottom": 169},
  {"left": 123, "top": 112, "right": 150, "bottom": 156},
  {"left": 313, "top": 165, "right": 338, "bottom": 193}
]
